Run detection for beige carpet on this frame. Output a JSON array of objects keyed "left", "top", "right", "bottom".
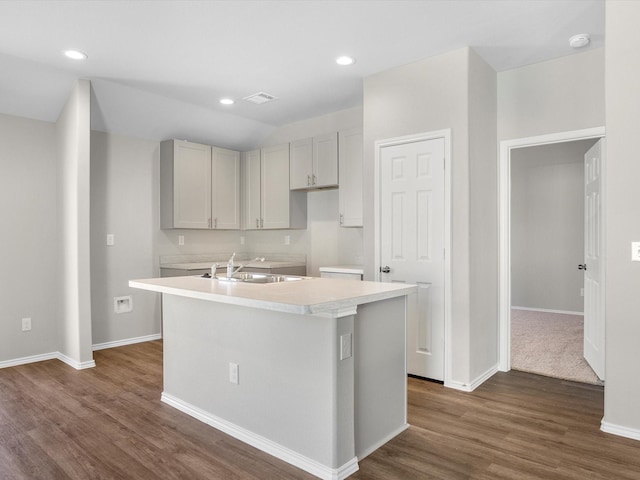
[{"left": 511, "top": 309, "right": 604, "bottom": 385}]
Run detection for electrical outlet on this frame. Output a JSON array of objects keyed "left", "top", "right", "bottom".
[
  {"left": 632, "top": 242, "right": 640, "bottom": 261},
  {"left": 178, "top": 235, "right": 185, "bottom": 246},
  {"left": 113, "top": 296, "right": 133, "bottom": 314},
  {"left": 240, "top": 236, "right": 245, "bottom": 245},
  {"left": 229, "top": 362, "right": 239, "bottom": 384},
  {"left": 284, "top": 235, "right": 291, "bottom": 245},
  {"left": 106, "top": 234, "right": 114, "bottom": 246},
  {"left": 21, "top": 317, "right": 31, "bottom": 332}
]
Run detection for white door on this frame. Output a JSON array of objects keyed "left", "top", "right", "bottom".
[
  {"left": 380, "top": 138, "right": 445, "bottom": 380},
  {"left": 583, "top": 139, "right": 605, "bottom": 380}
]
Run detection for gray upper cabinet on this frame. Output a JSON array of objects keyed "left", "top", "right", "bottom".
[
  {"left": 338, "top": 128, "right": 363, "bottom": 227},
  {"left": 211, "top": 146, "right": 241, "bottom": 229},
  {"left": 243, "top": 144, "right": 307, "bottom": 230},
  {"left": 289, "top": 133, "right": 338, "bottom": 190},
  {"left": 161, "top": 139, "right": 240, "bottom": 229}
]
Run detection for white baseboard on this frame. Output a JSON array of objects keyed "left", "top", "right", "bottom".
[
  {"left": 0, "top": 334, "right": 162, "bottom": 371},
  {"left": 161, "top": 392, "right": 359, "bottom": 480},
  {"left": 57, "top": 352, "right": 96, "bottom": 370},
  {"left": 357, "top": 423, "right": 409, "bottom": 460},
  {"left": 601, "top": 420, "right": 640, "bottom": 442},
  {"left": 0, "top": 352, "right": 58, "bottom": 369},
  {"left": 512, "top": 306, "right": 584, "bottom": 316},
  {"left": 92, "top": 333, "right": 162, "bottom": 351},
  {"left": 446, "top": 364, "right": 499, "bottom": 392},
  {"left": 0, "top": 351, "right": 95, "bottom": 370}
]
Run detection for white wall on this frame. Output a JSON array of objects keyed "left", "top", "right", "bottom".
[
  {"left": 0, "top": 114, "right": 59, "bottom": 362},
  {"left": 56, "top": 79, "right": 93, "bottom": 367},
  {"left": 363, "top": 47, "right": 498, "bottom": 386},
  {"left": 511, "top": 140, "right": 596, "bottom": 313},
  {"left": 603, "top": 0, "right": 640, "bottom": 437}
]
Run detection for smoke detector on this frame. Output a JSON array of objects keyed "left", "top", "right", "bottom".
[
  {"left": 569, "top": 33, "right": 590, "bottom": 48},
  {"left": 242, "top": 92, "right": 278, "bottom": 104}
]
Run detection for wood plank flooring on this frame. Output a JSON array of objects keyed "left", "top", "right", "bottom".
[{"left": 0, "top": 341, "right": 638, "bottom": 479}]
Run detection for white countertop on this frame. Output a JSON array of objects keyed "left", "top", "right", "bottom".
[{"left": 129, "top": 275, "right": 416, "bottom": 315}]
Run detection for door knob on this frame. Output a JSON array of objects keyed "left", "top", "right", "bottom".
[
  {"left": 380, "top": 266, "right": 391, "bottom": 273},
  {"left": 578, "top": 264, "right": 587, "bottom": 271}
]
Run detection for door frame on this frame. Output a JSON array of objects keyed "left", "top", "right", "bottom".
[
  {"left": 498, "top": 126, "right": 606, "bottom": 372},
  {"left": 374, "top": 129, "right": 452, "bottom": 386}
]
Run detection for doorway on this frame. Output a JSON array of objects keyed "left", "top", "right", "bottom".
[
  {"left": 374, "top": 130, "right": 452, "bottom": 384},
  {"left": 499, "top": 128, "right": 605, "bottom": 378}
]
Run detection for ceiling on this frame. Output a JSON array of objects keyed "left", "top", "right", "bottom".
[{"left": 0, "top": 0, "right": 604, "bottom": 151}]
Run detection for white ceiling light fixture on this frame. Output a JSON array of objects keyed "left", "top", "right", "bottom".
[
  {"left": 336, "top": 55, "right": 356, "bottom": 66},
  {"left": 569, "top": 33, "right": 590, "bottom": 49},
  {"left": 64, "top": 49, "right": 88, "bottom": 60},
  {"left": 220, "top": 98, "right": 235, "bottom": 105}
]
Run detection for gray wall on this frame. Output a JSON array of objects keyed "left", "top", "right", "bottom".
[
  {"left": 511, "top": 140, "right": 596, "bottom": 313},
  {"left": 603, "top": 0, "right": 640, "bottom": 435},
  {"left": 498, "top": 48, "right": 604, "bottom": 142},
  {"left": 90, "top": 131, "right": 162, "bottom": 345},
  {"left": 363, "top": 47, "right": 498, "bottom": 386},
  {"left": 468, "top": 48, "right": 498, "bottom": 383},
  {"left": 0, "top": 113, "right": 59, "bottom": 362}
]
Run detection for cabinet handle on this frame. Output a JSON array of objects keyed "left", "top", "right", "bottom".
[
  {"left": 307, "top": 174, "right": 311, "bottom": 186},
  {"left": 208, "top": 218, "right": 211, "bottom": 228},
  {"left": 256, "top": 218, "right": 260, "bottom": 229},
  {"left": 214, "top": 218, "right": 218, "bottom": 228},
  {"left": 312, "top": 174, "right": 316, "bottom": 186},
  {"left": 260, "top": 218, "right": 264, "bottom": 229},
  {"left": 340, "top": 213, "right": 344, "bottom": 225}
]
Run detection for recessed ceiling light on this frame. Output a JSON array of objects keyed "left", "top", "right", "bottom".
[
  {"left": 220, "top": 98, "right": 235, "bottom": 105},
  {"left": 64, "top": 50, "right": 88, "bottom": 60},
  {"left": 569, "top": 33, "right": 590, "bottom": 49},
  {"left": 336, "top": 55, "right": 356, "bottom": 66}
]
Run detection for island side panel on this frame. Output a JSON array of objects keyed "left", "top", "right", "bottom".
[
  {"left": 354, "top": 295, "right": 409, "bottom": 458},
  {"left": 161, "top": 293, "right": 356, "bottom": 470}
]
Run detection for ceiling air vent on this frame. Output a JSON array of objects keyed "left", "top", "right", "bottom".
[{"left": 243, "top": 92, "right": 278, "bottom": 105}]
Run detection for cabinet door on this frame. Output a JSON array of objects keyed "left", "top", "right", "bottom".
[
  {"left": 173, "top": 140, "right": 212, "bottom": 229},
  {"left": 313, "top": 132, "right": 338, "bottom": 188},
  {"left": 338, "top": 128, "right": 363, "bottom": 227},
  {"left": 261, "top": 143, "right": 291, "bottom": 229},
  {"left": 211, "top": 146, "right": 240, "bottom": 229},
  {"left": 243, "top": 150, "right": 261, "bottom": 230},
  {"left": 290, "top": 138, "right": 313, "bottom": 189}
]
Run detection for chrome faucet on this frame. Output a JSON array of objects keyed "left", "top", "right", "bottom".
[{"left": 226, "top": 255, "right": 265, "bottom": 278}]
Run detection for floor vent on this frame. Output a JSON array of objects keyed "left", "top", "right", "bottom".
[{"left": 242, "top": 92, "right": 278, "bottom": 104}]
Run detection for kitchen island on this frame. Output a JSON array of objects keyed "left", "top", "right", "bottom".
[{"left": 129, "top": 275, "right": 416, "bottom": 480}]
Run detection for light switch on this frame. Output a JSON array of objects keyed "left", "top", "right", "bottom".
[{"left": 632, "top": 242, "right": 640, "bottom": 261}]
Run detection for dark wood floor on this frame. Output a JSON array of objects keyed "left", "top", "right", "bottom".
[{"left": 0, "top": 341, "right": 638, "bottom": 479}]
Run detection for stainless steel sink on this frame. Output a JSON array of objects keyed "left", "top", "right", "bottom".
[{"left": 213, "top": 273, "right": 305, "bottom": 283}]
